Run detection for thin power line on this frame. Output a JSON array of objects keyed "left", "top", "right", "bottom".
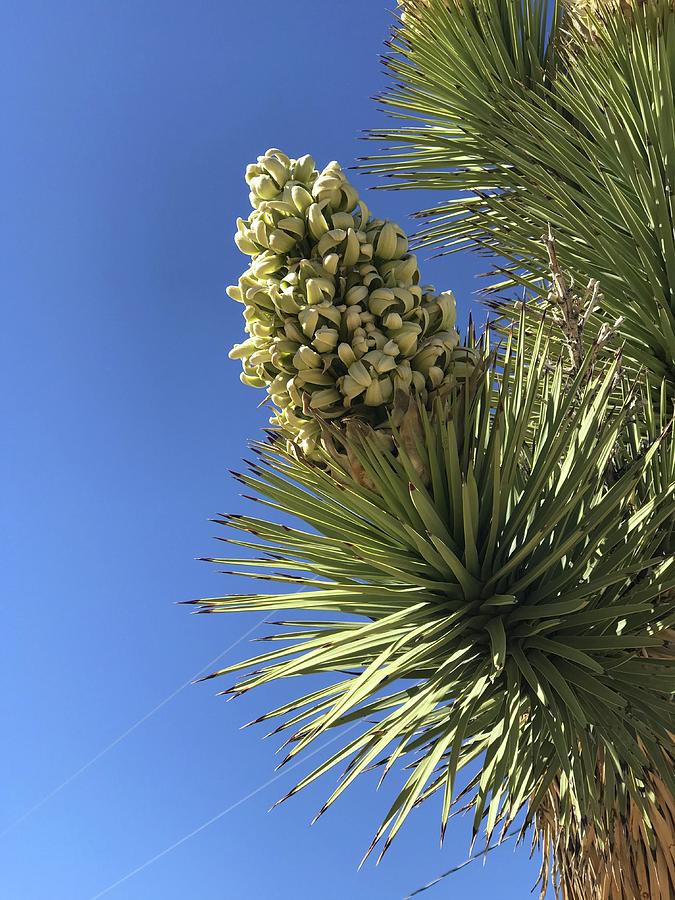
[
  {"left": 87, "top": 724, "right": 358, "bottom": 900},
  {"left": 0, "top": 615, "right": 268, "bottom": 838},
  {"left": 403, "top": 828, "right": 521, "bottom": 897}
]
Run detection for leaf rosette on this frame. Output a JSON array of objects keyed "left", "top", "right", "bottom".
[{"left": 198, "top": 327, "right": 675, "bottom": 867}]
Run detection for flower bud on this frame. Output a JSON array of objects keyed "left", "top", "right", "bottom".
[
  {"left": 249, "top": 174, "right": 278, "bottom": 201},
  {"left": 312, "top": 327, "right": 339, "bottom": 354}
]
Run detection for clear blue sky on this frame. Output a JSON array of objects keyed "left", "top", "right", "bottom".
[{"left": 2, "top": 2, "right": 547, "bottom": 898}]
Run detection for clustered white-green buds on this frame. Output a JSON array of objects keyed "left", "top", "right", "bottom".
[{"left": 228, "top": 149, "right": 461, "bottom": 453}]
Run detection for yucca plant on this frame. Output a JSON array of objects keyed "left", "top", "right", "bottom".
[
  {"left": 196, "top": 1, "right": 675, "bottom": 896},
  {"left": 199, "top": 287, "right": 675, "bottom": 893}
]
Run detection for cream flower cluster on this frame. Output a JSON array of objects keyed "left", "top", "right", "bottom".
[{"left": 228, "top": 149, "right": 460, "bottom": 452}]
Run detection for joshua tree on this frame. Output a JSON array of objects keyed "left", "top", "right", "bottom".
[{"left": 194, "top": 3, "right": 675, "bottom": 897}]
